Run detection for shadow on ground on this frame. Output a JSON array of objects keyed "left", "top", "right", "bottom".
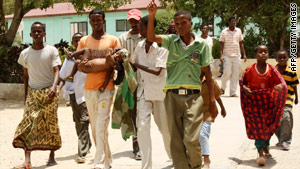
[
  {"left": 161, "top": 164, "right": 173, "bottom": 169},
  {"left": 0, "top": 100, "right": 24, "bottom": 111},
  {"left": 112, "top": 150, "right": 133, "bottom": 160},
  {"left": 229, "top": 157, "right": 277, "bottom": 168}
]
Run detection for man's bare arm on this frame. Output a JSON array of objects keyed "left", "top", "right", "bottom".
[
  {"left": 239, "top": 41, "right": 247, "bottom": 62},
  {"left": 77, "top": 58, "right": 113, "bottom": 73},
  {"left": 130, "top": 61, "right": 162, "bottom": 76},
  {"left": 147, "top": 0, "right": 163, "bottom": 44},
  {"left": 220, "top": 42, "right": 224, "bottom": 62}
]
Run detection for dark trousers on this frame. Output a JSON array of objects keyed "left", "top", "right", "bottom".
[{"left": 69, "top": 93, "right": 92, "bottom": 157}]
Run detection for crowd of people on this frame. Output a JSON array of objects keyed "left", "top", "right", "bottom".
[{"left": 12, "top": 1, "right": 298, "bottom": 169}]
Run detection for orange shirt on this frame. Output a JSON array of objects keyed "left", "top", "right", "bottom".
[
  {"left": 244, "top": 64, "right": 281, "bottom": 90},
  {"left": 77, "top": 34, "right": 121, "bottom": 90}
]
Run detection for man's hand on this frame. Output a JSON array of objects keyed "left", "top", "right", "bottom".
[
  {"left": 220, "top": 56, "right": 224, "bottom": 62},
  {"left": 221, "top": 108, "right": 226, "bottom": 118},
  {"left": 147, "top": 0, "right": 157, "bottom": 16},
  {"left": 48, "top": 86, "right": 56, "bottom": 100},
  {"left": 243, "top": 85, "right": 252, "bottom": 96},
  {"left": 129, "top": 59, "right": 136, "bottom": 66},
  {"left": 243, "top": 55, "right": 247, "bottom": 62},
  {"left": 274, "top": 83, "right": 283, "bottom": 91}
]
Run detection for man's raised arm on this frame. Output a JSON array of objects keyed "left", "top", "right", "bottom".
[{"left": 147, "top": 0, "right": 162, "bottom": 44}]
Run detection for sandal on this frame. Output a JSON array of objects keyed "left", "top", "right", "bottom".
[
  {"left": 263, "top": 146, "right": 272, "bottom": 158},
  {"left": 46, "top": 160, "right": 57, "bottom": 166},
  {"left": 14, "top": 164, "right": 32, "bottom": 169},
  {"left": 264, "top": 153, "right": 272, "bottom": 158}
]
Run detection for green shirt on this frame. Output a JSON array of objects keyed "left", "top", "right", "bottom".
[{"left": 161, "top": 33, "right": 213, "bottom": 91}]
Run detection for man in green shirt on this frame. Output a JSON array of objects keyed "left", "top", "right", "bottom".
[{"left": 147, "top": 1, "right": 216, "bottom": 169}]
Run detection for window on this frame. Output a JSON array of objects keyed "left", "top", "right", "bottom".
[
  {"left": 70, "top": 22, "right": 88, "bottom": 39},
  {"left": 116, "top": 19, "right": 131, "bottom": 32}
]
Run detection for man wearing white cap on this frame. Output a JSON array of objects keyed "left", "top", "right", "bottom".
[{"left": 119, "top": 8, "right": 144, "bottom": 160}]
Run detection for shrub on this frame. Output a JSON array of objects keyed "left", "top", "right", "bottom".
[
  {"left": 155, "top": 10, "right": 175, "bottom": 34},
  {"left": 212, "top": 38, "right": 220, "bottom": 59},
  {"left": 0, "top": 45, "right": 28, "bottom": 83}
]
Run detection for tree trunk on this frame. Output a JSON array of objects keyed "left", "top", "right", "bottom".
[
  {"left": 279, "top": 16, "right": 289, "bottom": 50},
  {"left": 0, "top": 0, "right": 24, "bottom": 47},
  {"left": 0, "top": 0, "right": 6, "bottom": 35}
]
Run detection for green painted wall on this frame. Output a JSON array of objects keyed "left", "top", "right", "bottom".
[
  {"left": 8, "top": 9, "right": 169, "bottom": 46},
  {"left": 7, "top": 9, "right": 300, "bottom": 46},
  {"left": 8, "top": 9, "right": 205, "bottom": 46}
]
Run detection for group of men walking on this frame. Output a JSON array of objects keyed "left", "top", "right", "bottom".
[{"left": 13, "top": 0, "right": 290, "bottom": 169}]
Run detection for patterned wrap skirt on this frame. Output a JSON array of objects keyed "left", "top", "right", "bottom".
[
  {"left": 12, "top": 87, "right": 62, "bottom": 151},
  {"left": 239, "top": 65, "right": 288, "bottom": 140}
]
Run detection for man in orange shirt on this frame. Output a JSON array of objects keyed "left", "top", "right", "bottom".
[{"left": 76, "top": 9, "right": 121, "bottom": 169}]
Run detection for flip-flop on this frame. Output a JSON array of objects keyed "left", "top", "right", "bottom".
[
  {"left": 264, "top": 153, "right": 272, "bottom": 158},
  {"left": 14, "top": 164, "right": 32, "bottom": 169},
  {"left": 46, "top": 160, "right": 57, "bottom": 166}
]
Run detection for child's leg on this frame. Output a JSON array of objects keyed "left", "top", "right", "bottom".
[
  {"left": 65, "top": 59, "right": 81, "bottom": 82},
  {"left": 275, "top": 106, "right": 293, "bottom": 149},
  {"left": 263, "top": 138, "right": 272, "bottom": 158},
  {"left": 255, "top": 139, "right": 267, "bottom": 165},
  {"left": 99, "top": 71, "right": 112, "bottom": 92},
  {"left": 199, "top": 121, "right": 212, "bottom": 167}
]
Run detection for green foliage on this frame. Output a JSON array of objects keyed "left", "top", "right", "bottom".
[
  {"left": 155, "top": 10, "right": 175, "bottom": 34},
  {"left": 212, "top": 38, "right": 220, "bottom": 59},
  {"left": 12, "top": 32, "right": 23, "bottom": 47},
  {"left": 3, "top": 0, "right": 14, "bottom": 15},
  {"left": 159, "top": 0, "right": 300, "bottom": 51},
  {"left": 0, "top": 45, "right": 28, "bottom": 83},
  {"left": 1, "top": 0, "right": 132, "bottom": 47},
  {"left": 243, "top": 28, "right": 265, "bottom": 59},
  {"left": 71, "top": 0, "right": 132, "bottom": 12}
]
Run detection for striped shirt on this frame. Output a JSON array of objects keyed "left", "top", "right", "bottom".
[
  {"left": 132, "top": 40, "right": 169, "bottom": 101},
  {"left": 219, "top": 27, "right": 243, "bottom": 57},
  {"left": 119, "top": 30, "right": 144, "bottom": 58},
  {"left": 119, "top": 30, "right": 144, "bottom": 81},
  {"left": 276, "top": 65, "right": 299, "bottom": 107}
]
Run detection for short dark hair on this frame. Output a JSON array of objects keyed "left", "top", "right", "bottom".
[
  {"left": 201, "top": 24, "right": 209, "bottom": 29},
  {"left": 31, "top": 21, "right": 45, "bottom": 31},
  {"left": 140, "top": 15, "right": 157, "bottom": 28},
  {"left": 89, "top": 9, "right": 105, "bottom": 19},
  {"left": 276, "top": 49, "right": 288, "bottom": 57},
  {"left": 228, "top": 16, "right": 235, "bottom": 22},
  {"left": 72, "top": 32, "right": 83, "bottom": 40},
  {"left": 174, "top": 10, "right": 191, "bottom": 21},
  {"left": 254, "top": 44, "right": 267, "bottom": 53}
]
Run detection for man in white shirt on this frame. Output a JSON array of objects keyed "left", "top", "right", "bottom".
[
  {"left": 130, "top": 15, "right": 171, "bottom": 169},
  {"left": 220, "top": 16, "right": 247, "bottom": 97},
  {"left": 13, "top": 22, "right": 61, "bottom": 169},
  {"left": 59, "top": 33, "right": 91, "bottom": 163},
  {"left": 200, "top": 25, "right": 213, "bottom": 54}
]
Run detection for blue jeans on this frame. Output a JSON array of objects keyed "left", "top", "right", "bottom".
[{"left": 199, "top": 121, "right": 212, "bottom": 155}]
